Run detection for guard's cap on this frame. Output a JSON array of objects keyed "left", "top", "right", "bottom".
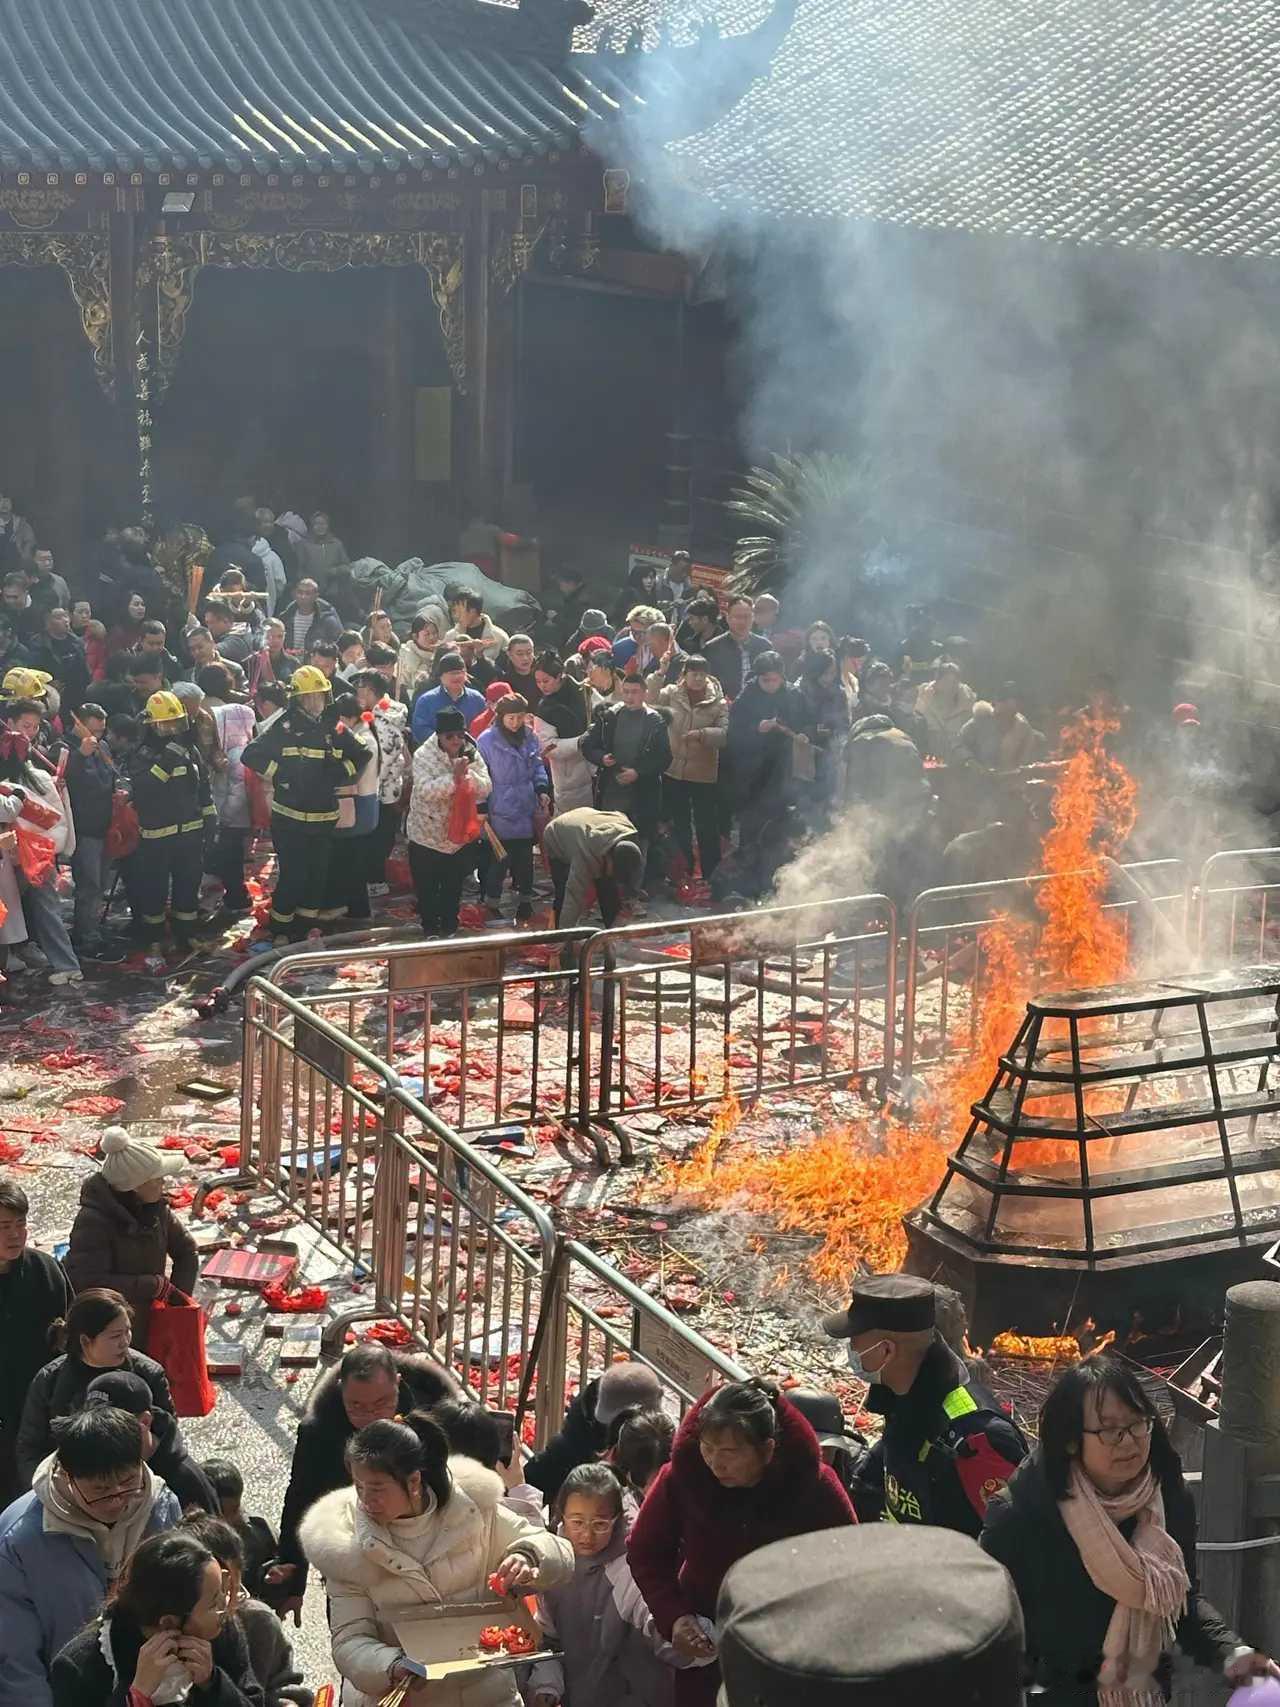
[
  {"left": 716, "top": 1527, "right": 1024, "bottom": 1707},
  {"left": 822, "top": 1274, "right": 935, "bottom": 1339},
  {"left": 434, "top": 708, "right": 466, "bottom": 734}
]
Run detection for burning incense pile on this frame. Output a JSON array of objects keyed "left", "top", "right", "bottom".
[{"left": 660, "top": 715, "right": 1138, "bottom": 1278}]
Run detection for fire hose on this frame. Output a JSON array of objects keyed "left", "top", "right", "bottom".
[{"left": 190, "top": 923, "right": 422, "bottom": 1019}]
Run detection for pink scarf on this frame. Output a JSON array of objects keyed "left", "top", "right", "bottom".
[{"left": 1058, "top": 1462, "right": 1189, "bottom": 1707}]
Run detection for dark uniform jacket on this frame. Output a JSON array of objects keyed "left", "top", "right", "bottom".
[
  {"left": 241, "top": 708, "right": 368, "bottom": 832},
  {"left": 854, "top": 1338, "right": 1027, "bottom": 1535},
  {"left": 981, "top": 1449, "right": 1241, "bottom": 1705},
  {"left": 124, "top": 731, "right": 214, "bottom": 839}
]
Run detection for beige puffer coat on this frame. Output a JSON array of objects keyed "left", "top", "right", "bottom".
[
  {"left": 654, "top": 677, "right": 728, "bottom": 784},
  {"left": 300, "top": 1456, "right": 573, "bottom": 1707}
]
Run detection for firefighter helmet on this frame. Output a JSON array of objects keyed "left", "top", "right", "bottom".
[
  {"left": 144, "top": 690, "right": 187, "bottom": 724},
  {"left": 1, "top": 666, "right": 53, "bottom": 701},
  {"left": 289, "top": 665, "right": 332, "bottom": 696}
]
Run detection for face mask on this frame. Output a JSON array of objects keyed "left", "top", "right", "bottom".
[{"left": 847, "top": 1340, "right": 890, "bottom": 1381}]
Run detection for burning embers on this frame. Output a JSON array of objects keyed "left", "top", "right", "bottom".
[{"left": 659, "top": 714, "right": 1146, "bottom": 1288}]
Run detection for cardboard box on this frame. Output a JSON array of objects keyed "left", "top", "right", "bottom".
[{"left": 200, "top": 1240, "right": 299, "bottom": 1290}]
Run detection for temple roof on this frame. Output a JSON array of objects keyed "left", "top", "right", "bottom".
[
  {"left": 0, "top": 0, "right": 664, "bottom": 174},
  {"left": 657, "top": 0, "right": 1280, "bottom": 258}
]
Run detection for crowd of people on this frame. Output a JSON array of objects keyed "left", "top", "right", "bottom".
[
  {"left": 4, "top": 489, "right": 1213, "bottom": 1003},
  {"left": 0, "top": 1156, "right": 1275, "bottom": 1707}
]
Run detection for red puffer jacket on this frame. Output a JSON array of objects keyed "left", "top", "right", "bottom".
[{"left": 627, "top": 1389, "right": 856, "bottom": 1705}]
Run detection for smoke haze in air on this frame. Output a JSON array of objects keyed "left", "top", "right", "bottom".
[{"left": 591, "top": 16, "right": 1280, "bottom": 711}]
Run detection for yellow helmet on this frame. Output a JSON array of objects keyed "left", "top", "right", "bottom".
[
  {"left": 289, "top": 665, "right": 332, "bottom": 697},
  {"left": 1, "top": 666, "right": 52, "bottom": 701},
  {"left": 144, "top": 690, "right": 187, "bottom": 724}
]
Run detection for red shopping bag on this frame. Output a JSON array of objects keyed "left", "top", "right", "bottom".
[
  {"left": 446, "top": 777, "right": 482, "bottom": 845},
  {"left": 147, "top": 1289, "right": 216, "bottom": 1417}
]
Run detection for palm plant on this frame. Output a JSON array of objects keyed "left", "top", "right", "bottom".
[{"left": 726, "top": 451, "right": 879, "bottom": 603}]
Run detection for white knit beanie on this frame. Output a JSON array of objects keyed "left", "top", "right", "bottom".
[{"left": 98, "top": 1126, "right": 185, "bottom": 1193}]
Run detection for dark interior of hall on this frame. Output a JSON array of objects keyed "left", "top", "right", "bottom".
[
  {"left": 155, "top": 268, "right": 452, "bottom": 564},
  {"left": 0, "top": 269, "right": 121, "bottom": 558}
]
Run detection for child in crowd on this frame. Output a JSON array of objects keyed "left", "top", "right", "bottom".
[
  {"left": 530, "top": 1462, "right": 683, "bottom": 1707},
  {"left": 182, "top": 1513, "right": 312, "bottom": 1707},
  {"left": 608, "top": 1408, "right": 676, "bottom": 1519},
  {"left": 201, "top": 1458, "right": 281, "bottom": 1605}
]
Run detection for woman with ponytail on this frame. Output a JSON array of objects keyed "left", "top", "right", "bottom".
[
  {"left": 300, "top": 1410, "right": 572, "bottom": 1707},
  {"left": 626, "top": 1379, "right": 856, "bottom": 1707}
]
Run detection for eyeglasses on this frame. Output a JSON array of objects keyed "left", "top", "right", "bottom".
[
  {"left": 563, "top": 1517, "right": 617, "bottom": 1537},
  {"left": 71, "top": 1472, "right": 144, "bottom": 1505},
  {"left": 1082, "top": 1416, "right": 1155, "bottom": 1449}
]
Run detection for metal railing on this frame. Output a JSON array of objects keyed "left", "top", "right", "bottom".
[
  {"left": 1196, "top": 847, "right": 1280, "bottom": 965},
  {"left": 241, "top": 975, "right": 750, "bottom": 1443},
  {"left": 261, "top": 928, "right": 595, "bottom": 1140},
  {"left": 573, "top": 894, "right": 897, "bottom": 1153},
  {"left": 895, "top": 859, "right": 1191, "bottom": 1085}
]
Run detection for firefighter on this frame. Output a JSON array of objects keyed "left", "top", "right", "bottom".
[
  {"left": 241, "top": 664, "right": 369, "bottom": 942},
  {"left": 123, "top": 690, "right": 216, "bottom": 949},
  {"left": 823, "top": 1274, "right": 1027, "bottom": 1533}
]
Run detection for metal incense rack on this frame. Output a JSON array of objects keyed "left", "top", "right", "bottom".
[{"left": 904, "top": 965, "right": 1280, "bottom": 1340}]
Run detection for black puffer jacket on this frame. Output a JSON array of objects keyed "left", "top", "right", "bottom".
[
  {"left": 15, "top": 1349, "right": 174, "bottom": 1488},
  {"left": 275, "top": 1351, "right": 462, "bottom": 1592},
  {"left": 0, "top": 1250, "right": 72, "bottom": 1449},
  {"left": 524, "top": 1375, "right": 605, "bottom": 1501},
  {"left": 980, "top": 1448, "right": 1241, "bottom": 1705}
]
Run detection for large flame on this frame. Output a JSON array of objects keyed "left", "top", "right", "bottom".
[{"left": 658, "top": 714, "right": 1138, "bottom": 1277}]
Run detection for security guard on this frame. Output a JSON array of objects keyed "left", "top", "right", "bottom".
[
  {"left": 123, "top": 689, "right": 216, "bottom": 948},
  {"left": 241, "top": 664, "right": 368, "bottom": 943},
  {"left": 823, "top": 1274, "right": 1027, "bottom": 1534}
]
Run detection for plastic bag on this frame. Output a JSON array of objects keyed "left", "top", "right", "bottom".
[
  {"left": 446, "top": 777, "right": 483, "bottom": 845},
  {"left": 15, "top": 825, "right": 56, "bottom": 885},
  {"left": 104, "top": 793, "right": 140, "bottom": 860}
]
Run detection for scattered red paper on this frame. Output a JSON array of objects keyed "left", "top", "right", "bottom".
[
  {"left": 261, "top": 1280, "right": 330, "bottom": 1313},
  {"left": 659, "top": 944, "right": 692, "bottom": 959},
  {"left": 167, "top": 1186, "right": 195, "bottom": 1208},
  {"left": 0, "top": 1139, "right": 25, "bottom": 1163},
  {"left": 502, "top": 1627, "right": 536, "bottom": 1656},
  {"left": 161, "top": 1136, "right": 187, "bottom": 1150},
  {"left": 198, "top": 1189, "right": 227, "bottom": 1216},
  {"left": 478, "top": 1627, "right": 505, "bottom": 1653},
  {"left": 361, "top": 1319, "right": 413, "bottom": 1346},
  {"left": 487, "top": 1573, "right": 507, "bottom": 1597},
  {"left": 457, "top": 903, "right": 490, "bottom": 929},
  {"left": 41, "top": 1050, "right": 93, "bottom": 1071},
  {"left": 63, "top": 1094, "right": 126, "bottom": 1115},
  {"left": 219, "top": 1147, "right": 241, "bottom": 1169}
]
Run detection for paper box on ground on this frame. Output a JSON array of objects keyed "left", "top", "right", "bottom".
[
  {"left": 200, "top": 1240, "right": 299, "bottom": 1290},
  {"left": 205, "top": 1342, "right": 244, "bottom": 1377}
]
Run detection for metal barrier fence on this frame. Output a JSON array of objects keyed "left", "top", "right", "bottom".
[
  {"left": 240, "top": 976, "right": 746, "bottom": 1442},
  {"left": 574, "top": 894, "right": 898, "bottom": 1149},
  {"left": 1196, "top": 847, "right": 1280, "bottom": 965},
  {"left": 262, "top": 927, "right": 595, "bottom": 1141},
  {"left": 895, "top": 859, "right": 1191, "bottom": 1085}
]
